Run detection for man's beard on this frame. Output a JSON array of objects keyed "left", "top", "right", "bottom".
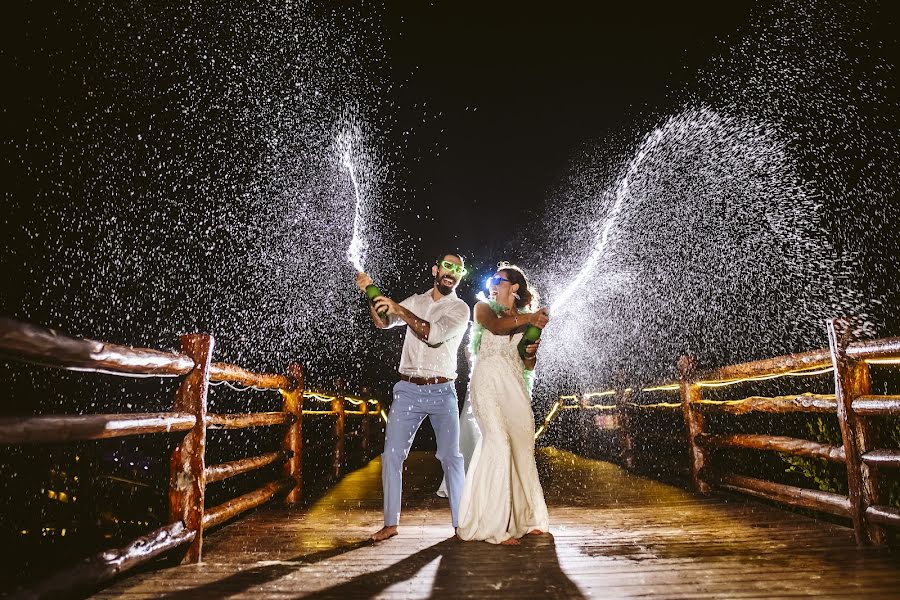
[{"left": 435, "top": 274, "right": 456, "bottom": 296}]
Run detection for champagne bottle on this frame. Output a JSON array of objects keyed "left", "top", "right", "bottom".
[
  {"left": 365, "top": 284, "right": 388, "bottom": 318},
  {"left": 517, "top": 323, "right": 543, "bottom": 360}
]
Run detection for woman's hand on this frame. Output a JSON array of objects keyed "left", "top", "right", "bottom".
[
  {"left": 523, "top": 338, "right": 541, "bottom": 360},
  {"left": 529, "top": 308, "right": 550, "bottom": 329}
]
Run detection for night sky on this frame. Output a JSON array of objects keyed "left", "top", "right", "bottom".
[{"left": 378, "top": 1, "right": 760, "bottom": 276}]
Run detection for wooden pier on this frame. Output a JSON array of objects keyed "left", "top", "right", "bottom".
[{"left": 92, "top": 448, "right": 900, "bottom": 599}]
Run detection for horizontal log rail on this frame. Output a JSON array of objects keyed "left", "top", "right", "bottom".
[
  {"left": 699, "top": 433, "right": 846, "bottom": 463},
  {"left": 206, "top": 412, "right": 294, "bottom": 429},
  {"left": 866, "top": 505, "right": 900, "bottom": 528},
  {"left": 861, "top": 449, "right": 900, "bottom": 468},
  {"left": 0, "top": 318, "right": 194, "bottom": 377},
  {"left": 205, "top": 451, "right": 293, "bottom": 484},
  {"left": 852, "top": 395, "right": 900, "bottom": 415},
  {"left": 16, "top": 521, "right": 195, "bottom": 600},
  {"left": 209, "top": 362, "right": 293, "bottom": 390},
  {"left": 202, "top": 477, "right": 294, "bottom": 530},
  {"left": 695, "top": 394, "right": 837, "bottom": 414},
  {"left": 713, "top": 473, "right": 852, "bottom": 518},
  {"left": 0, "top": 412, "right": 196, "bottom": 444}
]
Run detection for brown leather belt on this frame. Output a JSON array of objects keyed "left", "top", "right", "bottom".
[{"left": 399, "top": 374, "right": 453, "bottom": 385}]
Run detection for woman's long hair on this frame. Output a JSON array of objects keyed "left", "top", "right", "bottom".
[{"left": 498, "top": 262, "right": 539, "bottom": 312}]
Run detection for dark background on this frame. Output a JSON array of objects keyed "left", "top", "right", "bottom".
[{"left": 1, "top": 0, "right": 898, "bottom": 590}]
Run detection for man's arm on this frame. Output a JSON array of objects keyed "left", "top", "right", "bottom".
[
  {"left": 372, "top": 296, "right": 431, "bottom": 340},
  {"left": 426, "top": 301, "right": 470, "bottom": 346}
]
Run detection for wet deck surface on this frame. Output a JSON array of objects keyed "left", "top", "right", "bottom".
[{"left": 95, "top": 447, "right": 900, "bottom": 599}]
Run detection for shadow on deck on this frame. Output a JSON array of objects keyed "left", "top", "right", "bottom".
[{"left": 94, "top": 448, "right": 900, "bottom": 599}]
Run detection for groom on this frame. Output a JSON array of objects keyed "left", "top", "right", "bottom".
[{"left": 356, "top": 253, "right": 470, "bottom": 542}]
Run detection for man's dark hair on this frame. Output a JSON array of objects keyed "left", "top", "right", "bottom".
[{"left": 436, "top": 252, "right": 465, "bottom": 266}]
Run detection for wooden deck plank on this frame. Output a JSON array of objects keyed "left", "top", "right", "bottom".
[{"left": 93, "top": 447, "right": 900, "bottom": 599}]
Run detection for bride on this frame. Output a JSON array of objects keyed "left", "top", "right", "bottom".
[{"left": 457, "top": 263, "right": 550, "bottom": 545}]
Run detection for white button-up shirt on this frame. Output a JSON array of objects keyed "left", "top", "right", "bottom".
[{"left": 389, "top": 290, "right": 471, "bottom": 379}]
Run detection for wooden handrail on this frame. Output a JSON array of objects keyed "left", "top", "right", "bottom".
[
  {"left": 1, "top": 317, "right": 386, "bottom": 596},
  {"left": 0, "top": 318, "right": 193, "bottom": 377},
  {"left": 0, "top": 412, "right": 196, "bottom": 444},
  {"left": 205, "top": 451, "right": 293, "bottom": 484},
  {"left": 697, "top": 347, "right": 832, "bottom": 384}
]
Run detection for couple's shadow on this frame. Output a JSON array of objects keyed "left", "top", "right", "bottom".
[{"left": 306, "top": 533, "right": 584, "bottom": 599}]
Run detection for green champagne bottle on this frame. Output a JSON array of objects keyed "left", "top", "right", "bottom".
[
  {"left": 365, "top": 284, "right": 388, "bottom": 318},
  {"left": 517, "top": 324, "right": 543, "bottom": 359}
]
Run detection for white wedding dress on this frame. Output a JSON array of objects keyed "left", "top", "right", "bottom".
[{"left": 457, "top": 328, "right": 549, "bottom": 544}]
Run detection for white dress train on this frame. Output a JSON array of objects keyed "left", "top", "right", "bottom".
[{"left": 457, "top": 329, "right": 549, "bottom": 544}]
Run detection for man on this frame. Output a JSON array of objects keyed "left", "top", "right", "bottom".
[{"left": 356, "top": 253, "right": 470, "bottom": 542}]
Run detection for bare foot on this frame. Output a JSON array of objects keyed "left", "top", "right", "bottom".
[
  {"left": 527, "top": 529, "right": 544, "bottom": 535},
  {"left": 499, "top": 537, "right": 521, "bottom": 545},
  {"left": 370, "top": 526, "right": 398, "bottom": 542}
]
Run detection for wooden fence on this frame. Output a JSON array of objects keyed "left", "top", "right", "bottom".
[
  {"left": 0, "top": 318, "right": 384, "bottom": 598},
  {"left": 541, "top": 317, "right": 900, "bottom": 546}
]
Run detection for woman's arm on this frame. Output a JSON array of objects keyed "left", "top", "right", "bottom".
[{"left": 474, "top": 302, "right": 527, "bottom": 335}]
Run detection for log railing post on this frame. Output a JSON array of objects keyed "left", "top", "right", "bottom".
[
  {"left": 168, "top": 333, "right": 214, "bottom": 564},
  {"left": 678, "top": 354, "right": 710, "bottom": 494},
  {"left": 614, "top": 372, "right": 636, "bottom": 470},
  {"left": 360, "top": 386, "right": 371, "bottom": 459},
  {"left": 827, "top": 318, "right": 886, "bottom": 545},
  {"left": 281, "top": 363, "right": 304, "bottom": 504},
  {"left": 332, "top": 378, "right": 346, "bottom": 479}
]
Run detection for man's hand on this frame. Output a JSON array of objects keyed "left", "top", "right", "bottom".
[
  {"left": 372, "top": 296, "right": 401, "bottom": 316},
  {"left": 529, "top": 308, "right": 550, "bottom": 329},
  {"left": 356, "top": 272, "right": 374, "bottom": 293}
]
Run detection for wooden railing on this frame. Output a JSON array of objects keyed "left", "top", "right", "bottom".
[
  {"left": 0, "top": 318, "right": 384, "bottom": 598},
  {"left": 542, "top": 317, "right": 900, "bottom": 546}
]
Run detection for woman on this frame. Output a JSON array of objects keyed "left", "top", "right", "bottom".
[{"left": 457, "top": 263, "right": 550, "bottom": 545}]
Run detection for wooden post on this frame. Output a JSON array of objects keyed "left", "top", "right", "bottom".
[
  {"left": 678, "top": 354, "right": 710, "bottom": 494},
  {"left": 332, "top": 378, "right": 346, "bottom": 479},
  {"left": 827, "top": 318, "right": 886, "bottom": 545},
  {"left": 168, "top": 333, "right": 214, "bottom": 564},
  {"left": 360, "top": 386, "right": 371, "bottom": 459},
  {"left": 281, "top": 363, "right": 304, "bottom": 504},
  {"left": 614, "top": 372, "right": 636, "bottom": 470}
]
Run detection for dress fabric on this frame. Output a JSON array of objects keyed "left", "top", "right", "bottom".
[{"left": 457, "top": 329, "right": 550, "bottom": 544}]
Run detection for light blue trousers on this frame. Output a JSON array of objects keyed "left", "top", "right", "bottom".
[{"left": 382, "top": 380, "right": 464, "bottom": 527}]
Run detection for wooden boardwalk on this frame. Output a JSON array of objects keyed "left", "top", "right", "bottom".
[{"left": 95, "top": 448, "right": 900, "bottom": 599}]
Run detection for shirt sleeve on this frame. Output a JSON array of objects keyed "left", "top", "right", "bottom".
[
  {"left": 427, "top": 301, "right": 471, "bottom": 345},
  {"left": 386, "top": 295, "right": 417, "bottom": 328}
]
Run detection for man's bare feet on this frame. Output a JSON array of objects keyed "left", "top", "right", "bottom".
[
  {"left": 370, "top": 526, "right": 398, "bottom": 542},
  {"left": 499, "top": 537, "right": 521, "bottom": 545},
  {"left": 527, "top": 529, "right": 544, "bottom": 535}
]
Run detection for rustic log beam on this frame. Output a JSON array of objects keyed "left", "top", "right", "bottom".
[
  {"left": 847, "top": 336, "right": 900, "bottom": 362},
  {"left": 168, "top": 334, "right": 214, "bottom": 564},
  {"left": 699, "top": 433, "right": 846, "bottom": 463},
  {"left": 12, "top": 521, "right": 194, "bottom": 600},
  {"left": 202, "top": 478, "right": 293, "bottom": 530},
  {"left": 713, "top": 473, "right": 852, "bottom": 518},
  {"left": 678, "top": 355, "right": 710, "bottom": 495},
  {"left": 332, "top": 379, "right": 346, "bottom": 479},
  {"left": 281, "top": 364, "right": 304, "bottom": 504},
  {"left": 861, "top": 449, "right": 900, "bottom": 468},
  {"left": 698, "top": 347, "right": 832, "bottom": 384},
  {"left": 206, "top": 412, "right": 293, "bottom": 429},
  {"left": 0, "top": 412, "right": 196, "bottom": 444},
  {"left": 614, "top": 374, "right": 636, "bottom": 470},
  {"left": 0, "top": 317, "right": 193, "bottom": 377},
  {"left": 205, "top": 450, "right": 292, "bottom": 484},
  {"left": 828, "top": 318, "right": 885, "bottom": 545},
  {"left": 208, "top": 362, "right": 293, "bottom": 390},
  {"left": 865, "top": 505, "right": 900, "bottom": 529},
  {"left": 697, "top": 394, "right": 837, "bottom": 414},
  {"left": 852, "top": 396, "right": 900, "bottom": 415}
]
